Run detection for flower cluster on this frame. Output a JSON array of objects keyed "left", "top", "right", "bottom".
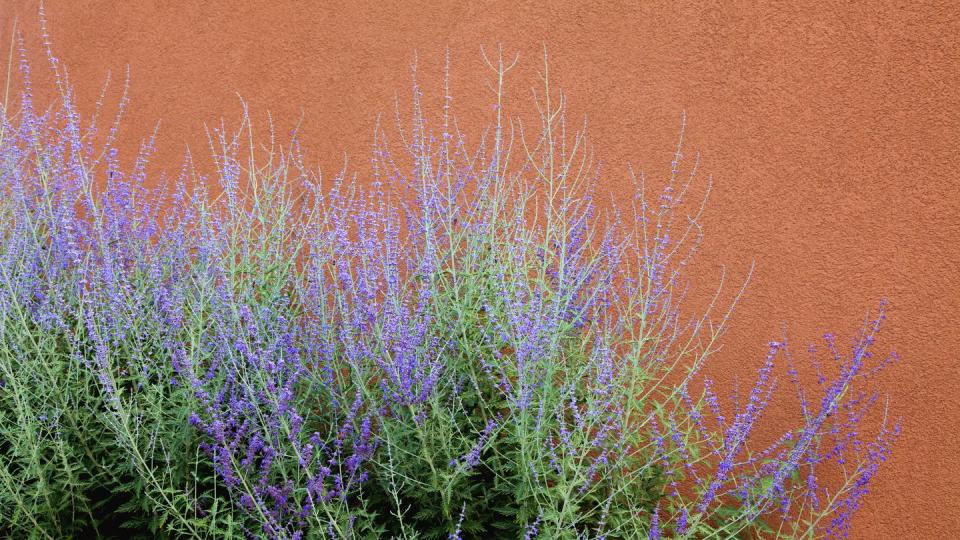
[{"left": 0, "top": 31, "right": 899, "bottom": 539}]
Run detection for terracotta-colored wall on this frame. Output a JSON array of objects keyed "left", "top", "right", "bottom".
[{"left": 3, "top": 1, "right": 959, "bottom": 537}]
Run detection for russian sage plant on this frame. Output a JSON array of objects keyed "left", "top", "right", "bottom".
[{"left": 0, "top": 31, "right": 898, "bottom": 540}]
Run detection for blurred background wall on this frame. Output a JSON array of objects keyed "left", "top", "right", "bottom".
[{"left": 3, "top": 1, "right": 958, "bottom": 537}]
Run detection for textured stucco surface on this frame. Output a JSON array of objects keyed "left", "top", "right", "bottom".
[{"left": 3, "top": 1, "right": 959, "bottom": 537}]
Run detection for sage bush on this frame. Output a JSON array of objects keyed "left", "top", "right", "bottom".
[{"left": 0, "top": 36, "right": 898, "bottom": 539}]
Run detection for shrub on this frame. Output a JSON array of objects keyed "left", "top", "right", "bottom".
[{"left": 0, "top": 30, "right": 898, "bottom": 539}]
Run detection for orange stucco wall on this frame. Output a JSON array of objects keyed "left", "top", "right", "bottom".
[{"left": 3, "top": 1, "right": 959, "bottom": 537}]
